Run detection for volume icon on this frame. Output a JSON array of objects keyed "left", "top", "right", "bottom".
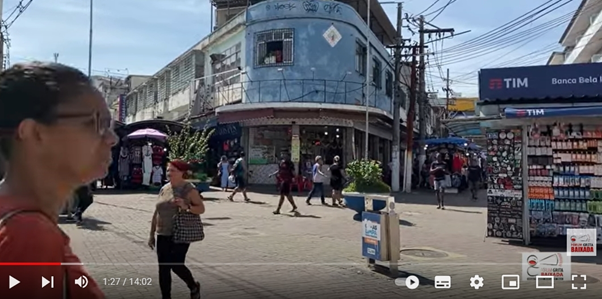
[{"left": 42, "top": 276, "right": 54, "bottom": 288}]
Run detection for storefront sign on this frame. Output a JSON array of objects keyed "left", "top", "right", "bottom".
[
  {"left": 447, "top": 98, "right": 476, "bottom": 112},
  {"left": 291, "top": 135, "right": 300, "bottom": 163},
  {"left": 361, "top": 212, "right": 381, "bottom": 260},
  {"left": 117, "top": 94, "right": 127, "bottom": 122},
  {"left": 521, "top": 252, "right": 571, "bottom": 281},
  {"left": 479, "top": 63, "right": 602, "bottom": 100},
  {"left": 214, "top": 123, "right": 241, "bottom": 139},
  {"left": 505, "top": 106, "right": 602, "bottom": 119}
]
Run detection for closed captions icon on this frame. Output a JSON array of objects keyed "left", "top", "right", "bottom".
[{"left": 434, "top": 276, "right": 451, "bottom": 289}]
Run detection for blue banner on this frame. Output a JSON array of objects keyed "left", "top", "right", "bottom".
[
  {"left": 505, "top": 106, "right": 602, "bottom": 119},
  {"left": 361, "top": 212, "right": 382, "bottom": 260},
  {"left": 479, "top": 63, "right": 602, "bottom": 101}
]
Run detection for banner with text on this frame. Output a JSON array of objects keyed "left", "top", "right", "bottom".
[{"left": 479, "top": 63, "right": 602, "bottom": 101}]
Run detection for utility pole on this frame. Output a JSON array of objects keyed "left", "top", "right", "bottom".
[
  {"left": 363, "top": 0, "right": 371, "bottom": 160},
  {"left": 417, "top": 16, "right": 427, "bottom": 181},
  {"left": 53, "top": 53, "right": 59, "bottom": 63},
  {"left": 391, "top": 2, "right": 403, "bottom": 192},
  {"left": 403, "top": 46, "right": 418, "bottom": 192},
  {"left": 87, "top": 0, "right": 93, "bottom": 78},
  {"left": 442, "top": 68, "right": 451, "bottom": 137},
  {"left": 417, "top": 16, "right": 454, "bottom": 182}
]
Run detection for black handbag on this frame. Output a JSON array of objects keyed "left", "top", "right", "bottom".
[{"left": 172, "top": 209, "right": 205, "bottom": 244}]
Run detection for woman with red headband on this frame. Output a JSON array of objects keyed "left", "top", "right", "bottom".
[{"left": 148, "top": 159, "right": 205, "bottom": 299}]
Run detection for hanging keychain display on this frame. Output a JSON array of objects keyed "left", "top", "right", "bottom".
[{"left": 486, "top": 129, "right": 524, "bottom": 240}]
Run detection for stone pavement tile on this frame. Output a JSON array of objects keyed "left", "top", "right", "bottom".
[{"left": 57, "top": 189, "right": 601, "bottom": 298}]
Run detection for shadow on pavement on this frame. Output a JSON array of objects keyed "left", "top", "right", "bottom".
[
  {"left": 399, "top": 219, "right": 415, "bottom": 226},
  {"left": 93, "top": 188, "right": 158, "bottom": 196},
  {"left": 443, "top": 208, "right": 483, "bottom": 214},
  {"left": 77, "top": 217, "right": 111, "bottom": 231},
  {"left": 280, "top": 211, "right": 321, "bottom": 218},
  {"left": 502, "top": 239, "right": 601, "bottom": 265},
  {"left": 395, "top": 189, "right": 487, "bottom": 208}
]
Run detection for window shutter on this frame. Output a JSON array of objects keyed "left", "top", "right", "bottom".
[
  {"left": 283, "top": 39, "right": 293, "bottom": 63},
  {"left": 256, "top": 41, "right": 266, "bottom": 65}
]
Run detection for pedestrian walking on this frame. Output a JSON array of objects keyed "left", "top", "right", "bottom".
[
  {"left": 218, "top": 156, "right": 231, "bottom": 191},
  {"left": 74, "top": 184, "right": 94, "bottom": 225},
  {"left": 148, "top": 160, "right": 205, "bottom": 299},
  {"left": 328, "top": 155, "right": 346, "bottom": 206},
  {"left": 466, "top": 158, "right": 481, "bottom": 200},
  {"left": 227, "top": 152, "right": 250, "bottom": 202},
  {"left": 305, "top": 156, "right": 327, "bottom": 205},
  {"left": 0, "top": 62, "right": 114, "bottom": 298},
  {"left": 430, "top": 153, "right": 449, "bottom": 209},
  {"left": 269, "top": 153, "right": 298, "bottom": 214}
]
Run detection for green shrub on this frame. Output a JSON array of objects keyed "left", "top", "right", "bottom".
[{"left": 343, "top": 160, "right": 391, "bottom": 193}]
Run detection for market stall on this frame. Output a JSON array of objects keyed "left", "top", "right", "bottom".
[
  {"left": 118, "top": 128, "right": 168, "bottom": 189},
  {"left": 424, "top": 137, "right": 470, "bottom": 194},
  {"left": 479, "top": 63, "right": 602, "bottom": 246}
]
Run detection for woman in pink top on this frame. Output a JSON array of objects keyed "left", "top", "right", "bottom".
[{"left": 0, "top": 62, "right": 117, "bottom": 298}]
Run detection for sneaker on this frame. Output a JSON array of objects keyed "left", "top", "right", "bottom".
[{"left": 190, "top": 281, "right": 201, "bottom": 299}]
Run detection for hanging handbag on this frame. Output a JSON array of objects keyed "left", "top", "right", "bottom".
[{"left": 172, "top": 208, "right": 205, "bottom": 244}]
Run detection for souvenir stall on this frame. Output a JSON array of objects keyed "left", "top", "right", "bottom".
[
  {"left": 118, "top": 128, "right": 168, "bottom": 189},
  {"left": 424, "top": 137, "right": 470, "bottom": 193},
  {"left": 479, "top": 63, "right": 602, "bottom": 246}
]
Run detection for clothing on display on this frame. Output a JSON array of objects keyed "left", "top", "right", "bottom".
[
  {"left": 118, "top": 147, "right": 130, "bottom": 178},
  {"left": 131, "top": 167, "right": 143, "bottom": 185},
  {"left": 152, "top": 146, "right": 164, "bottom": 166},
  {"left": 142, "top": 143, "right": 153, "bottom": 186},
  {"left": 130, "top": 146, "right": 142, "bottom": 164},
  {"left": 486, "top": 129, "right": 524, "bottom": 240},
  {"left": 152, "top": 165, "right": 164, "bottom": 185}
]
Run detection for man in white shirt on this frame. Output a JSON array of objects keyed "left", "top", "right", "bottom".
[{"left": 305, "top": 156, "right": 327, "bottom": 205}]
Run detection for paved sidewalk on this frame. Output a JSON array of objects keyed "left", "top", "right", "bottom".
[{"left": 58, "top": 187, "right": 601, "bottom": 298}]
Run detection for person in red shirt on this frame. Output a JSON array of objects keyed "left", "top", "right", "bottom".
[
  {"left": 0, "top": 62, "right": 116, "bottom": 298},
  {"left": 269, "top": 153, "right": 298, "bottom": 214}
]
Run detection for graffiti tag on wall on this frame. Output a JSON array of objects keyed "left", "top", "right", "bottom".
[
  {"left": 302, "top": 0, "right": 319, "bottom": 13},
  {"left": 266, "top": 2, "right": 296, "bottom": 11},
  {"left": 323, "top": 2, "right": 341, "bottom": 14}
]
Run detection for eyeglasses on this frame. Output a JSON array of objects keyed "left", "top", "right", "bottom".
[{"left": 54, "top": 111, "right": 114, "bottom": 136}]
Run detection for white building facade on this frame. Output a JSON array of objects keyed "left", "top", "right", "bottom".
[{"left": 548, "top": 0, "right": 602, "bottom": 65}]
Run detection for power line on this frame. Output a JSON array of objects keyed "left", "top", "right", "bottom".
[
  {"left": 415, "top": 0, "right": 441, "bottom": 16},
  {"left": 442, "top": 0, "right": 567, "bottom": 52},
  {"left": 425, "top": 0, "right": 455, "bottom": 22}
]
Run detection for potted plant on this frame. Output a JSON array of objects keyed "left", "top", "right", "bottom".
[
  {"left": 166, "top": 123, "right": 215, "bottom": 192},
  {"left": 342, "top": 159, "right": 391, "bottom": 220}
]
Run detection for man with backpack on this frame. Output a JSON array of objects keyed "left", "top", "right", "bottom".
[{"left": 227, "top": 152, "right": 250, "bottom": 202}]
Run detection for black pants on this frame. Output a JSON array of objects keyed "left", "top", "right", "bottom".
[
  {"left": 156, "top": 235, "right": 196, "bottom": 299},
  {"left": 306, "top": 182, "right": 325, "bottom": 202},
  {"left": 74, "top": 196, "right": 93, "bottom": 221}
]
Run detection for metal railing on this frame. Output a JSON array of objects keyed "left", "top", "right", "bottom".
[{"left": 202, "top": 78, "right": 394, "bottom": 114}]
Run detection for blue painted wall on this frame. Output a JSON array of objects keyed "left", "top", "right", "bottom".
[{"left": 242, "top": 0, "right": 394, "bottom": 114}]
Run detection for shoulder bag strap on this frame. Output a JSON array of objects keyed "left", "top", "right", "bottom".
[{"left": 0, "top": 209, "right": 70, "bottom": 299}]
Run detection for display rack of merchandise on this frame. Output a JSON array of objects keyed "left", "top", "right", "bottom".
[
  {"left": 486, "top": 129, "right": 524, "bottom": 239},
  {"left": 527, "top": 124, "right": 602, "bottom": 239}
]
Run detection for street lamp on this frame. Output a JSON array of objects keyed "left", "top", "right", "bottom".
[
  {"left": 363, "top": 0, "right": 371, "bottom": 160},
  {"left": 87, "top": 0, "right": 93, "bottom": 77}
]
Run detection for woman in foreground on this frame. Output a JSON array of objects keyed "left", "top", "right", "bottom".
[
  {"left": 0, "top": 62, "right": 115, "bottom": 298},
  {"left": 148, "top": 160, "right": 205, "bottom": 299}
]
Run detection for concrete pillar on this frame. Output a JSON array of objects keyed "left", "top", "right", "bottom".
[{"left": 345, "top": 127, "right": 355, "bottom": 164}]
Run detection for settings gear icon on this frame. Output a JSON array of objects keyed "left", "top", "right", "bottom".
[{"left": 469, "top": 275, "right": 484, "bottom": 289}]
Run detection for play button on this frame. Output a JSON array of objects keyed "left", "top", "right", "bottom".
[
  {"left": 9, "top": 276, "right": 20, "bottom": 289},
  {"left": 405, "top": 275, "right": 419, "bottom": 289}
]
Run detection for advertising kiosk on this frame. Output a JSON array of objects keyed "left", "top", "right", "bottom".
[{"left": 478, "top": 63, "right": 602, "bottom": 246}]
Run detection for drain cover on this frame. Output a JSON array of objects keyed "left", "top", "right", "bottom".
[{"left": 400, "top": 249, "right": 449, "bottom": 258}]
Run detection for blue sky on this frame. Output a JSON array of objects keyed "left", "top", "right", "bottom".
[{"left": 5, "top": 0, "right": 580, "bottom": 97}]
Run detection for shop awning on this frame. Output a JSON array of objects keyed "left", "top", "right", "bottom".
[
  {"left": 504, "top": 106, "right": 602, "bottom": 119},
  {"left": 423, "top": 137, "right": 468, "bottom": 146},
  {"left": 478, "top": 63, "right": 602, "bottom": 103}
]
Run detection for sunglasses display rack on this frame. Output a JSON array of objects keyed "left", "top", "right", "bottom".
[
  {"left": 527, "top": 124, "right": 602, "bottom": 241},
  {"left": 486, "top": 129, "right": 524, "bottom": 239}
]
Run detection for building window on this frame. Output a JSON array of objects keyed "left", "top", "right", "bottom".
[
  {"left": 255, "top": 29, "right": 294, "bottom": 67},
  {"left": 355, "top": 42, "right": 367, "bottom": 76},
  {"left": 372, "top": 58, "right": 382, "bottom": 89},
  {"left": 213, "top": 42, "right": 242, "bottom": 86},
  {"left": 385, "top": 71, "right": 393, "bottom": 97}
]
